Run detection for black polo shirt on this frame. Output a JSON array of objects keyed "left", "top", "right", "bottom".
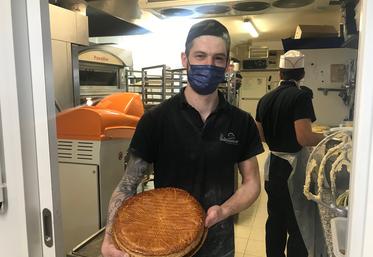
[
  {"left": 130, "top": 88, "right": 264, "bottom": 209},
  {"left": 256, "top": 80, "right": 316, "bottom": 153}
]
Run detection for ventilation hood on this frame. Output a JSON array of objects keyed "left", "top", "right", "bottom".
[
  {"left": 86, "top": 0, "right": 141, "bottom": 21},
  {"left": 86, "top": 5, "right": 150, "bottom": 37},
  {"left": 138, "top": 0, "right": 340, "bottom": 19},
  {"left": 51, "top": 0, "right": 150, "bottom": 37}
]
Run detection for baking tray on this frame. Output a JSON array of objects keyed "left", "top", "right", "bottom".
[{"left": 67, "top": 228, "right": 106, "bottom": 257}]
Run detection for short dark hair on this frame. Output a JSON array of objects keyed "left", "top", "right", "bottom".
[
  {"left": 185, "top": 19, "right": 231, "bottom": 57},
  {"left": 279, "top": 68, "right": 305, "bottom": 81}
]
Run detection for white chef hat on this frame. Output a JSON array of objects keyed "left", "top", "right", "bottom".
[{"left": 279, "top": 50, "right": 304, "bottom": 69}]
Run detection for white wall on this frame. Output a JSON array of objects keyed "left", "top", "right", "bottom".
[{"left": 301, "top": 48, "right": 357, "bottom": 126}]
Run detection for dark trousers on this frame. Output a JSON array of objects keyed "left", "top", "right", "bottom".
[{"left": 265, "top": 154, "right": 308, "bottom": 257}]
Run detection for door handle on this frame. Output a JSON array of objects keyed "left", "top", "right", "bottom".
[
  {"left": 0, "top": 182, "right": 6, "bottom": 212},
  {"left": 0, "top": 111, "right": 6, "bottom": 213},
  {"left": 42, "top": 208, "right": 54, "bottom": 247},
  {"left": 241, "top": 97, "right": 259, "bottom": 100}
]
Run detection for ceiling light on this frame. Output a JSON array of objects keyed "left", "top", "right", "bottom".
[{"left": 243, "top": 19, "right": 259, "bottom": 38}]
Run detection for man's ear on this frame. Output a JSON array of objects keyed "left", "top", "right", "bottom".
[{"left": 181, "top": 52, "right": 188, "bottom": 68}]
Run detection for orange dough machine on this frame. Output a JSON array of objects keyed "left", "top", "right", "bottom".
[{"left": 56, "top": 93, "right": 144, "bottom": 254}]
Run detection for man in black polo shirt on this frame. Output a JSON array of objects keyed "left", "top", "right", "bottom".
[
  {"left": 255, "top": 50, "right": 324, "bottom": 257},
  {"left": 101, "top": 19, "right": 264, "bottom": 257}
]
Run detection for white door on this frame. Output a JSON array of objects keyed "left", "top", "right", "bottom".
[
  {"left": 0, "top": 1, "right": 61, "bottom": 257},
  {"left": 239, "top": 76, "right": 267, "bottom": 117},
  {"left": 348, "top": 1, "right": 373, "bottom": 256}
]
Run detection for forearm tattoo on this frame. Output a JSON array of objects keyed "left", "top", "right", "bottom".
[{"left": 105, "top": 151, "right": 150, "bottom": 234}]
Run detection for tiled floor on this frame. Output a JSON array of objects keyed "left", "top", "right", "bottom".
[{"left": 234, "top": 145, "right": 269, "bottom": 257}]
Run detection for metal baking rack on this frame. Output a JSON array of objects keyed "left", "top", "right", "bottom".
[{"left": 125, "top": 65, "right": 187, "bottom": 110}]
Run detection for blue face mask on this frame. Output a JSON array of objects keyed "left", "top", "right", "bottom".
[{"left": 187, "top": 65, "right": 226, "bottom": 95}]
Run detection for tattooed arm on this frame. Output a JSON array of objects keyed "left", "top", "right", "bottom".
[{"left": 101, "top": 151, "right": 151, "bottom": 257}]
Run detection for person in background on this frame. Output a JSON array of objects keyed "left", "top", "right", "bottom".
[
  {"left": 224, "top": 70, "right": 242, "bottom": 105},
  {"left": 101, "top": 19, "right": 264, "bottom": 257},
  {"left": 255, "top": 50, "right": 324, "bottom": 257},
  {"left": 227, "top": 57, "right": 242, "bottom": 92},
  {"left": 233, "top": 71, "right": 242, "bottom": 91},
  {"left": 230, "top": 71, "right": 242, "bottom": 105}
]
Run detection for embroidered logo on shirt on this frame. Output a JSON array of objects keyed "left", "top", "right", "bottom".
[{"left": 219, "top": 132, "right": 239, "bottom": 145}]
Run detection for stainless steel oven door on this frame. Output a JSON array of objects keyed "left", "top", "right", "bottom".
[{"left": 79, "top": 61, "right": 124, "bottom": 104}]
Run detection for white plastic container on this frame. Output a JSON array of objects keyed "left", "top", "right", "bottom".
[{"left": 331, "top": 217, "right": 348, "bottom": 257}]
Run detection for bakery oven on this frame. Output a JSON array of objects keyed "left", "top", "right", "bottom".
[
  {"left": 79, "top": 61, "right": 121, "bottom": 93},
  {"left": 72, "top": 45, "right": 133, "bottom": 105},
  {"left": 56, "top": 93, "right": 143, "bottom": 254}
]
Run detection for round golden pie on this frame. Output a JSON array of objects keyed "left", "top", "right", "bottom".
[{"left": 113, "top": 187, "right": 207, "bottom": 257}]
